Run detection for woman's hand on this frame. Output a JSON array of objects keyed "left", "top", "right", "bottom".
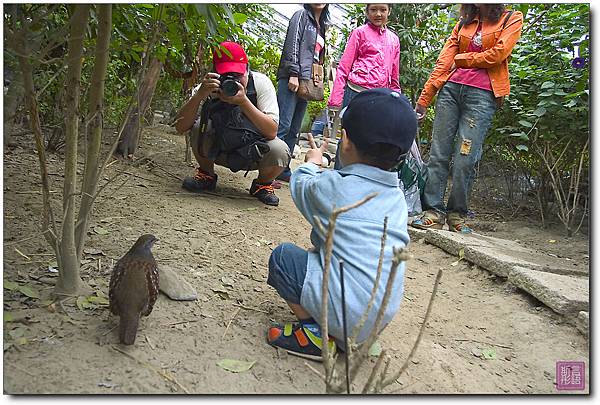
[
  {"left": 305, "top": 134, "right": 329, "bottom": 166},
  {"left": 288, "top": 76, "right": 299, "bottom": 93},
  {"left": 415, "top": 104, "right": 427, "bottom": 124}
]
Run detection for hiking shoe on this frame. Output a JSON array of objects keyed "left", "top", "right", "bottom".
[
  {"left": 182, "top": 168, "right": 217, "bottom": 192},
  {"left": 411, "top": 210, "right": 445, "bottom": 230},
  {"left": 267, "top": 322, "right": 336, "bottom": 362},
  {"left": 447, "top": 213, "right": 473, "bottom": 234},
  {"left": 250, "top": 179, "right": 279, "bottom": 206}
]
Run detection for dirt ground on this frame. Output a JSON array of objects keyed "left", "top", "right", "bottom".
[{"left": 2, "top": 125, "right": 589, "bottom": 394}]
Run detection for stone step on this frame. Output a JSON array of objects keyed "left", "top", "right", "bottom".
[
  {"left": 508, "top": 266, "right": 589, "bottom": 315},
  {"left": 423, "top": 229, "right": 587, "bottom": 278},
  {"left": 576, "top": 311, "right": 589, "bottom": 337}
]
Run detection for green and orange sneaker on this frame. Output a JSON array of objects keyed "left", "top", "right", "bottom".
[{"left": 267, "top": 321, "right": 336, "bottom": 362}]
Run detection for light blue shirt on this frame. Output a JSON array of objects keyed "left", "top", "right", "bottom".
[{"left": 290, "top": 162, "right": 409, "bottom": 344}]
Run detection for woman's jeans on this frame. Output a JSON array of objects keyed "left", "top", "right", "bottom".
[
  {"left": 276, "top": 78, "right": 308, "bottom": 177},
  {"left": 422, "top": 81, "right": 497, "bottom": 217},
  {"left": 333, "top": 85, "right": 360, "bottom": 170}
]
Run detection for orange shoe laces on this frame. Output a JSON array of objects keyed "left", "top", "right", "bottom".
[
  {"left": 194, "top": 168, "right": 215, "bottom": 181},
  {"left": 252, "top": 183, "right": 274, "bottom": 195}
]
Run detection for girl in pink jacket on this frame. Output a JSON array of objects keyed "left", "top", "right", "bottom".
[
  {"left": 328, "top": 4, "right": 401, "bottom": 109},
  {"left": 328, "top": 4, "right": 401, "bottom": 169}
]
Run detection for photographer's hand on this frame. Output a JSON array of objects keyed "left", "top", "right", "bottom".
[
  {"left": 218, "top": 82, "right": 248, "bottom": 106},
  {"left": 198, "top": 72, "right": 221, "bottom": 99},
  {"left": 288, "top": 76, "right": 299, "bottom": 93},
  {"left": 305, "top": 134, "right": 329, "bottom": 166}
]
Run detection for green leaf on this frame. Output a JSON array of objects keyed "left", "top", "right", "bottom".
[
  {"left": 233, "top": 12, "right": 247, "bottom": 25},
  {"left": 216, "top": 359, "right": 256, "bottom": 373},
  {"left": 93, "top": 226, "right": 110, "bottom": 235},
  {"left": 18, "top": 285, "right": 40, "bottom": 299},
  {"left": 8, "top": 327, "right": 25, "bottom": 340},
  {"left": 368, "top": 341, "right": 382, "bottom": 357},
  {"left": 518, "top": 120, "right": 533, "bottom": 128},
  {"left": 4, "top": 281, "right": 20, "bottom": 291},
  {"left": 482, "top": 348, "right": 497, "bottom": 360},
  {"left": 515, "top": 144, "right": 529, "bottom": 152},
  {"left": 540, "top": 81, "right": 555, "bottom": 89},
  {"left": 4, "top": 312, "right": 14, "bottom": 323},
  {"left": 532, "top": 107, "right": 547, "bottom": 117},
  {"left": 16, "top": 337, "right": 29, "bottom": 346},
  {"left": 87, "top": 296, "right": 109, "bottom": 306},
  {"left": 458, "top": 248, "right": 465, "bottom": 260},
  {"left": 76, "top": 296, "right": 88, "bottom": 310}
]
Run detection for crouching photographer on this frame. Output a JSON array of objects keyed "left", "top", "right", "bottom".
[{"left": 175, "top": 41, "right": 290, "bottom": 206}]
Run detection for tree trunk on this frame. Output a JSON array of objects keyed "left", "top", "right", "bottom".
[
  {"left": 75, "top": 4, "right": 112, "bottom": 259},
  {"left": 3, "top": 68, "right": 25, "bottom": 148},
  {"left": 15, "top": 26, "right": 58, "bottom": 254},
  {"left": 55, "top": 4, "right": 91, "bottom": 297},
  {"left": 115, "top": 57, "right": 162, "bottom": 158}
]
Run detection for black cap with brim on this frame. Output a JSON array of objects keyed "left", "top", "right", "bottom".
[{"left": 341, "top": 88, "right": 417, "bottom": 157}]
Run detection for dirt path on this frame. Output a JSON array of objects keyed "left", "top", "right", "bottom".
[{"left": 2, "top": 126, "right": 589, "bottom": 394}]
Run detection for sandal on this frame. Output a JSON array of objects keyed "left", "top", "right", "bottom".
[
  {"left": 411, "top": 212, "right": 445, "bottom": 230},
  {"left": 447, "top": 215, "right": 473, "bottom": 234},
  {"left": 267, "top": 322, "right": 336, "bottom": 362}
]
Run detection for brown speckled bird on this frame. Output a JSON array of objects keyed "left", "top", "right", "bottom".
[{"left": 109, "top": 234, "right": 159, "bottom": 345}]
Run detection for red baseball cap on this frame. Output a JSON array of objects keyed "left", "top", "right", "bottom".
[{"left": 213, "top": 41, "right": 248, "bottom": 75}]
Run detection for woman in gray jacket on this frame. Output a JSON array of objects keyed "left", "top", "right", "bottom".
[{"left": 275, "top": 4, "right": 329, "bottom": 182}]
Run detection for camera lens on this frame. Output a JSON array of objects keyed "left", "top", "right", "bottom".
[{"left": 219, "top": 74, "right": 239, "bottom": 97}]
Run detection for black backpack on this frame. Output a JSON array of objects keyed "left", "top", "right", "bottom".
[{"left": 198, "top": 72, "right": 270, "bottom": 173}]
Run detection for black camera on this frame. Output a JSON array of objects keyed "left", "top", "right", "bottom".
[{"left": 219, "top": 73, "right": 240, "bottom": 97}]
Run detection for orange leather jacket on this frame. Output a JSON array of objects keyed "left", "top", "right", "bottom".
[{"left": 417, "top": 10, "right": 524, "bottom": 108}]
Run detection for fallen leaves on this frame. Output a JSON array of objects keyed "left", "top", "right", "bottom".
[
  {"left": 76, "top": 292, "right": 110, "bottom": 310},
  {"left": 368, "top": 341, "right": 382, "bottom": 357},
  {"left": 4, "top": 280, "right": 40, "bottom": 299},
  {"left": 216, "top": 359, "right": 256, "bottom": 373},
  {"left": 450, "top": 248, "right": 465, "bottom": 267}
]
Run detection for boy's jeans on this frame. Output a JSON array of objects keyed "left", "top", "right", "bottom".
[
  {"left": 422, "top": 81, "right": 497, "bottom": 217},
  {"left": 276, "top": 79, "right": 308, "bottom": 177}
]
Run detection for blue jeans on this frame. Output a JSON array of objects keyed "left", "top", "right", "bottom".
[
  {"left": 267, "top": 243, "right": 308, "bottom": 305},
  {"left": 333, "top": 85, "right": 361, "bottom": 170},
  {"left": 422, "top": 82, "right": 497, "bottom": 216},
  {"left": 276, "top": 79, "right": 308, "bottom": 177}
]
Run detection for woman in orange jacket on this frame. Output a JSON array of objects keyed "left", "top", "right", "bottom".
[{"left": 412, "top": 4, "right": 523, "bottom": 233}]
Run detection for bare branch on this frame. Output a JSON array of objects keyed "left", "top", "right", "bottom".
[
  {"left": 381, "top": 269, "right": 443, "bottom": 387},
  {"left": 320, "top": 193, "right": 378, "bottom": 386}
]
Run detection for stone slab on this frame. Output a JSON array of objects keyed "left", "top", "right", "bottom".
[
  {"left": 576, "top": 311, "right": 589, "bottom": 337},
  {"left": 424, "top": 229, "right": 587, "bottom": 278},
  {"left": 508, "top": 267, "right": 589, "bottom": 315},
  {"left": 158, "top": 266, "right": 198, "bottom": 301}
]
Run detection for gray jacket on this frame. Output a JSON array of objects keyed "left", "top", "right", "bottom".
[{"left": 277, "top": 8, "right": 326, "bottom": 80}]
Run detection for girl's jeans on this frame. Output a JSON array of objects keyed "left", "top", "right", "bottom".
[
  {"left": 422, "top": 81, "right": 497, "bottom": 217},
  {"left": 276, "top": 78, "right": 308, "bottom": 177}
]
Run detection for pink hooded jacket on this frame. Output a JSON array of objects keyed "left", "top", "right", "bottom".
[{"left": 328, "top": 23, "right": 401, "bottom": 107}]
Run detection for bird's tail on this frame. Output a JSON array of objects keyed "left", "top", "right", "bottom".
[{"left": 119, "top": 314, "right": 140, "bottom": 345}]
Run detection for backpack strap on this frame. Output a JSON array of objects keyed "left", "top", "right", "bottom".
[{"left": 246, "top": 71, "right": 258, "bottom": 107}]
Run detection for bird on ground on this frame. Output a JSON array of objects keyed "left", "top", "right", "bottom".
[{"left": 109, "top": 234, "right": 159, "bottom": 345}]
